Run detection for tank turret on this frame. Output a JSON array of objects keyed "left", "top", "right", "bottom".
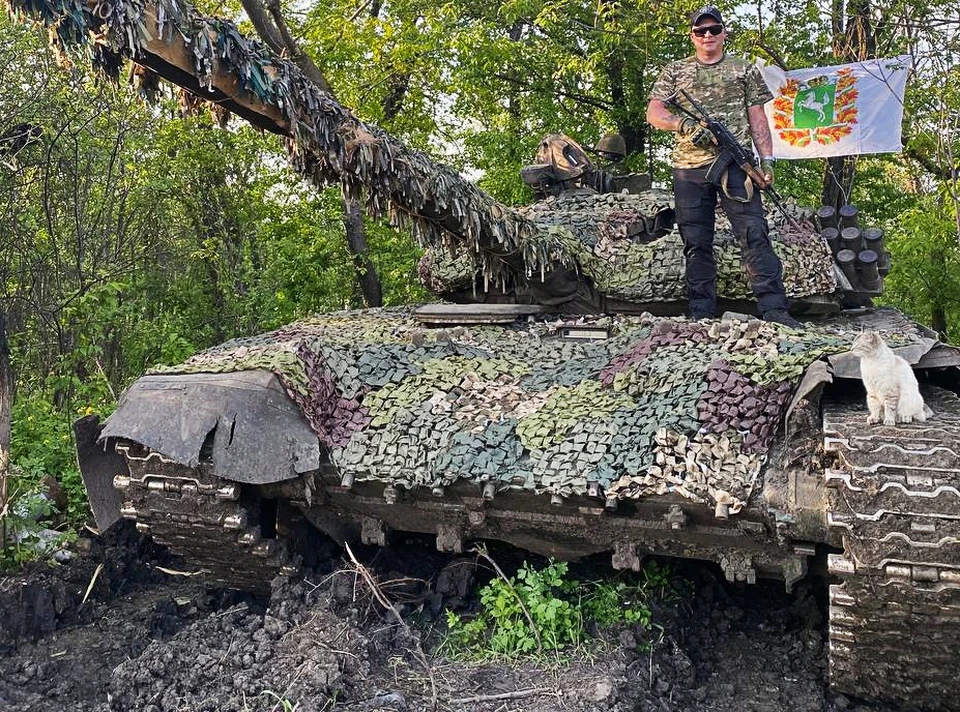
[{"left": 422, "top": 132, "right": 856, "bottom": 318}]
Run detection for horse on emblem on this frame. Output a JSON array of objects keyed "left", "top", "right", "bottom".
[{"left": 798, "top": 89, "right": 831, "bottom": 123}]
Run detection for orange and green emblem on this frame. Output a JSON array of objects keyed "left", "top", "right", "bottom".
[{"left": 772, "top": 69, "right": 858, "bottom": 147}]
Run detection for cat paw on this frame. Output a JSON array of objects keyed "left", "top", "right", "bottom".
[
  {"left": 883, "top": 416, "right": 896, "bottom": 426},
  {"left": 867, "top": 415, "right": 881, "bottom": 424}
]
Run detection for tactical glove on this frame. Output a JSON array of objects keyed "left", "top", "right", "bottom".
[{"left": 678, "top": 117, "right": 715, "bottom": 148}]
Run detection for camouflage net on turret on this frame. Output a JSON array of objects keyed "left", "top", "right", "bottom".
[
  {"left": 420, "top": 191, "right": 837, "bottom": 302},
  {"left": 148, "top": 308, "right": 890, "bottom": 515}
]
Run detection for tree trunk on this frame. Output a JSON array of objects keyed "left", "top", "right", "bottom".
[
  {"left": 0, "top": 311, "right": 12, "bottom": 546},
  {"left": 821, "top": 155, "right": 857, "bottom": 212},
  {"left": 342, "top": 195, "right": 382, "bottom": 307},
  {"left": 932, "top": 303, "right": 948, "bottom": 340},
  {"left": 606, "top": 53, "right": 644, "bottom": 156},
  {"left": 241, "top": 0, "right": 383, "bottom": 304},
  {"left": 821, "top": 0, "right": 874, "bottom": 208}
]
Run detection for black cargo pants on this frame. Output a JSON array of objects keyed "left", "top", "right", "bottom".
[{"left": 672, "top": 163, "right": 789, "bottom": 318}]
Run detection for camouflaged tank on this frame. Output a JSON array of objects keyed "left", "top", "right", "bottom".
[
  {"left": 74, "top": 142, "right": 960, "bottom": 712},
  {"left": 21, "top": 0, "right": 953, "bottom": 703},
  {"left": 77, "top": 303, "right": 960, "bottom": 710}
]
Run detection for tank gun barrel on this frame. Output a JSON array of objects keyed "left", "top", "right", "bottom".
[{"left": 10, "top": 0, "right": 552, "bottom": 277}]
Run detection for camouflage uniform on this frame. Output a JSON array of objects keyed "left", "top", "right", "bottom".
[{"left": 650, "top": 55, "right": 789, "bottom": 319}]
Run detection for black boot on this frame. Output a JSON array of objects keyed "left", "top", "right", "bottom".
[{"left": 763, "top": 309, "right": 803, "bottom": 330}]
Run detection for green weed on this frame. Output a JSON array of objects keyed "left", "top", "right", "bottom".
[
  {"left": 441, "top": 557, "right": 674, "bottom": 661},
  {"left": 258, "top": 690, "right": 300, "bottom": 711}
]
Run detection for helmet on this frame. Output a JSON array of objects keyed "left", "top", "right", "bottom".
[{"left": 594, "top": 133, "right": 626, "bottom": 160}]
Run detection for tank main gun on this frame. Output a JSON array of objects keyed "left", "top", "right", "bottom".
[{"left": 11, "top": 0, "right": 569, "bottom": 284}]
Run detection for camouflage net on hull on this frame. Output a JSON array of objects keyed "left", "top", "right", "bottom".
[
  {"left": 153, "top": 309, "right": 864, "bottom": 514},
  {"left": 421, "top": 191, "right": 838, "bottom": 302}
]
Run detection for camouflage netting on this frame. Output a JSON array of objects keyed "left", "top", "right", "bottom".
[
  {"left": 151, "top": 309, "right": 877, "bottom": 515},
  {"left": 419, "top": 191, "right": 838, "bottom": 302},
  {"left": 3, "top": 0, "right": 570, "bottom": 286}
]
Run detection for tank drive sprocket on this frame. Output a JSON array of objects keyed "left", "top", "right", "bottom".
[{"left": 114, "top": 442, "right": 297, "bottom": 592}]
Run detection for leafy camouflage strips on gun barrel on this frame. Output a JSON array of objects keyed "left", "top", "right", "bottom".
[{"left": 146, "top": 309, "right": 905, "bottom": 516}]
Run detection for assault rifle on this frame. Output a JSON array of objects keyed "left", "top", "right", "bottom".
[{"left": 665, "top": 88, "right": 802, "bottom": 230}]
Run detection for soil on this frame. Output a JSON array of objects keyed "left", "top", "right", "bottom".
[{"left": 0, "top": 524, "right": 909, "bottom": 712}]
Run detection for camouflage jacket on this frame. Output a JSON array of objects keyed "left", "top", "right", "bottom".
[{"left": 650, "top": 54, "right": 773, "bottom": 169}]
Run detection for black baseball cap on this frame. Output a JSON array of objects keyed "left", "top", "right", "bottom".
[{"left": 690, "top": 5, "right": 723, "bottom": 25}]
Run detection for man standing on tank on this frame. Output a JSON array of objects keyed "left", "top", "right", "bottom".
[{"left": 646, "top": 6, "right": 802, "bottom": 329}]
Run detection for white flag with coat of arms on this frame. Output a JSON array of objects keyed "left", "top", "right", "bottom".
[{"left": 758, "top": 56, "right": 911, "bottom": 159}]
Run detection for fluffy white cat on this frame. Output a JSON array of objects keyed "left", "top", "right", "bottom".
[{"left": 851, "top": 331, "right": 930, "bottom": 425}]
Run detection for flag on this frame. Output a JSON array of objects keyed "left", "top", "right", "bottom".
[{"left": 758, "top": 56, "right": 911, "bottom": 159}]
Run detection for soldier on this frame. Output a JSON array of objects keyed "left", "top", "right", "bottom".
[
  {"left": 646, "top": 6, "right": 802, "bottom": 329},
  {"left": 592, "top": 132, "right": 627, "bottom": 168}
]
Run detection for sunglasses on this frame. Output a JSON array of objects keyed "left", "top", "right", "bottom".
[{"left": 692, "top": 24, "right": 724, "bottom": 37}]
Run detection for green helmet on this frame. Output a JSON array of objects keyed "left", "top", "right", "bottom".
[{"left": 595, "top": 132, "right": 626, "bottom": 160}]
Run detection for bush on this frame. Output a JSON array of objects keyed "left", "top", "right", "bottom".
[
  {"left": 442, "top": 558, "right": 672, "bottom": 661},
  {"left": 1, "top": 382, "right": 110, "bottom": 569}
]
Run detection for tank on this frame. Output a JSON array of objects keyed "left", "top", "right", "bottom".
[
  {"left": 12, "top": 0, "right": 954, "bottom": 707},
  {"left": 76, "top": 218, "right": 960, "bottom": 712}
]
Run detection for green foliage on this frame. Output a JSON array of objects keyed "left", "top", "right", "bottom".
[
  {"left": 8, "top": 389, "right": 95, "bottom": 525},
  {"left": 879, "top": 194, "right": 960, "bottom": 343},
  {"left": 442, "top": 559, "right": 669, "bottom": 661},
  {"left": 257, "top": 690, "right": 300, "bottom": 712},
  {"left": 0, "top": 514, "right": 77, "bottom": 570},
  {"left": 581, "top": 560, "right": 673, "bottom": 629},
  {"left": 0, "top": 470, "right": 78, "bottom": 571}
]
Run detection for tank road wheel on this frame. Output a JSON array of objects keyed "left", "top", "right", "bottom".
[
  {"left": 113, "top": 442, "right": 297, "bottom": 592},
  {"left": 823, "top": 387, "right": 960, "bottom": 710}
]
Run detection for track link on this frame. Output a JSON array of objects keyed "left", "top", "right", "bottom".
[
  {"left": 824, "top": 387, "right": 960, "bottom": 711},
  {"left": 114, "top": 443, "right": 295, "bottom": 591}
]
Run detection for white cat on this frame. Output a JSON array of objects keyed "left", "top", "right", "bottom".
[{"left": 851, "top": 331, "right": 930, "bottom": 425}]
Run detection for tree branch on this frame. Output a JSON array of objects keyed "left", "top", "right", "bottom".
[
  {"left": 752, "top": 39, "right": 789, "bottom": 71},
  {"left": 239, "top": 0, "right": 332, "bottom": 93},
  {"left": 492, "top": 72, "right": 612, "bottom": 111},
  {"left": 905, "top": 147, "right": 960, "bottom": 182}
]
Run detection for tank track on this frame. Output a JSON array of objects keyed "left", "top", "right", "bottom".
[
  {"left": 113, "top": 442, "right": 296, "bottom": 592},
  {"left": 824, "top": 386, "right": 960, "bottom": 711}
]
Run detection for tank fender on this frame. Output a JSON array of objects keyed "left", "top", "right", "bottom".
[{"left": 98, "top": 370, "right": 320, "bottom": 484}]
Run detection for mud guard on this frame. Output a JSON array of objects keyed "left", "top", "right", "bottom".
[
  {"left": 98, "top": 370, "right": 320, "bottom": 485},
  {"left": 73, "top": 414, "right": 125, "bottom": 531}
]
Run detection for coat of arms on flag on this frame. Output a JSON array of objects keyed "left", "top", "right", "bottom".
[{"left": 759, "top": 57, "right": 911, "bottom": 159}]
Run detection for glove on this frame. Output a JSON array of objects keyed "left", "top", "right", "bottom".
[
  {"left": 760, "top": 158, "right": 775, "bottom": 187},
  {"left": 678, "top": 117, "right": 715, "bottom": 147}
]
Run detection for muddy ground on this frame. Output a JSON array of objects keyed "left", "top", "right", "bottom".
[{"left": 0, "top": 524, "right": 909, "bottom": 712}]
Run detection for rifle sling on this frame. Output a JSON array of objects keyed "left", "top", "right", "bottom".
[{"left": 705, "top": 151, "right": 753, "bottom": 203}]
